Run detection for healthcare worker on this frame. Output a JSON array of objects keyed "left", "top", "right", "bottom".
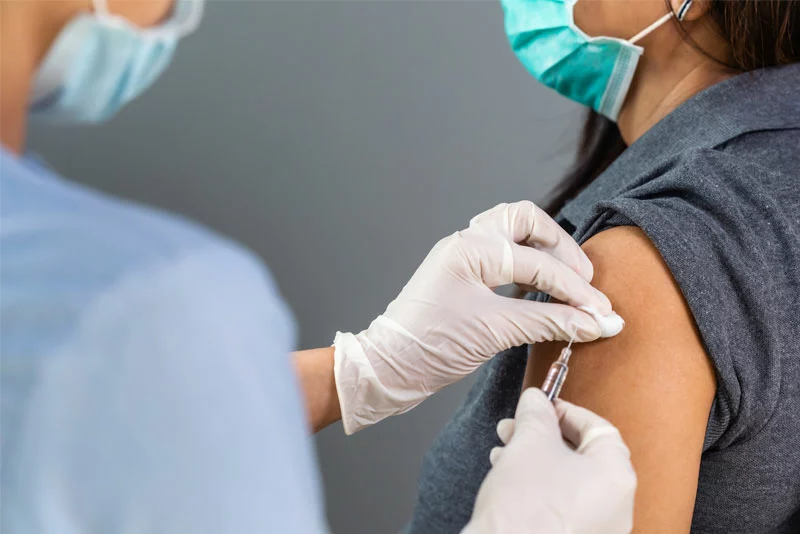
[{"left": 0, "top": 0, "right": 635, "bottom": 532}]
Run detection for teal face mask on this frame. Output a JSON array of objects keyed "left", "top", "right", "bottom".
[
  {"left": 30, "top": 0, "right": 204, "bottom": 124},
  {"left": 502, "top": 0, "right": 692, "bottom": 120}
]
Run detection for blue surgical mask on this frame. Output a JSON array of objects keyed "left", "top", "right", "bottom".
[
  {"left": 30, "top": 0, "right": 204, "bottom": 123},
  {"left": 502, "top": 0, "right": 692, "bottom": 121}
]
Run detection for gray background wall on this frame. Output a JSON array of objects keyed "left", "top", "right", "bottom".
[{"left": 28, "top": 2, "right": 581, "bottom": 532}]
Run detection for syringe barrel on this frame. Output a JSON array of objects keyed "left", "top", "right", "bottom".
[{"left": 542, "top": 362, "right": 569, "bottom": 401}]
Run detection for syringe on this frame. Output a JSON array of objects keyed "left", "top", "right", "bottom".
[{"left": 541, "top": 330, "right": 576, "bottom": 402}]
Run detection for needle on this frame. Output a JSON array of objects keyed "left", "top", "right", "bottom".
[{"left": 564, "top": 328, "right": 577, "bottom": 354}]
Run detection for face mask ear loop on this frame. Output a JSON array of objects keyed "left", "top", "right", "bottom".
[
  {"left": 90, "top": 0, "right": 143, "bottom": 33},
  {"left": 628, "top": 0, "right": 693, "bottom": 45},
  {"left": 91, "top": 0, "right": 203, "bottom": 36},
  {"left": 91, "top": 0, "right": 108, "bottom": 16},
  {"left": 176, "top": 0, "right": 205, "bottom": 37},
  {"left": 90, "top": 0, "right": 197, "bottom": 42},
  {"left": 91, "top": 0, "right": 121, "bottom": 25}
]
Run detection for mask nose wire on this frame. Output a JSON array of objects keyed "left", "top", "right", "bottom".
[{"left": 628, "top": 0, "right": 693, "bottom": 45}]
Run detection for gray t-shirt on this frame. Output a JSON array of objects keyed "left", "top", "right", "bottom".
[{"left": 405, "top": 64, "right": 800, "bottom": 533}]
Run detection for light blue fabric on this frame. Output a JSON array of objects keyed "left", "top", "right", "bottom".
[
  {"left": 0, "top": 147, "right": 328, "bottom": 533},
  {"left": 501, "top": 0, "right": 644, "bottom": 120}
]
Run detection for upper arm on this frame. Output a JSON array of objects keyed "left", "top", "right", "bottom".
[{"left": 523, "top": 226, "right": 716, "bottom": 533}]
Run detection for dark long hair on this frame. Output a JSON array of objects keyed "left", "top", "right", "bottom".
[{"left": 544, "top": 0, "right": 800, "bottom": 215}]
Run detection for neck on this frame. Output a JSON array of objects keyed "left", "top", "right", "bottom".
[
  {"left": 0, "top": 2, "right": 79, "bottom": 155},
  {"left": 1, "top": 6, "right": 38, "bottom": 154},
  {"left": 617, "top": 47, "right": 734, "bottom": 145}
]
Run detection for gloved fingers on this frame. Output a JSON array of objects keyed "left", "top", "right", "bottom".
[
  {"left": 496, "top": 418, "right": 515, "bottom": 445},
  {"left": 512, "top": 388, "right": 561, "bottom": 440},
  {"left": 511, "top": 244, "right": 612, "bottom": 314},
  {"left": 554, "top": 399, "right": 631, "bottom": 460},
  {"left": 491, "top": 298, "right": 602, "bottom": 345},
  {"left": 489, "top": 446, "right": 504, "bottom": 467},
  {"left": 469, "top": 201, "right": 594, "bottom": 282}
]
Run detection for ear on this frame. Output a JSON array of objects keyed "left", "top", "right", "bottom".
[{"left": 671, "top": 0, "right": 711, "bottom": 22}]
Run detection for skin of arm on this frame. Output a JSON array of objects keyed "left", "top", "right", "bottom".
[
  {"left": 523, "top": 226, "right": 716, "bottom": 533},
  {"left": 293, "top": 347, "right": 341, "bottom": 433}
]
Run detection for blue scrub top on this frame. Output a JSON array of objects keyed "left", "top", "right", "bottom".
[{"left": 1, "top": 147, "right": 328, "bottom": 533}]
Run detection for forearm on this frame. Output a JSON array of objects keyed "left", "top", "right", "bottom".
[{"left": 292, "top": 347, "right": 342, "bottom": 433}]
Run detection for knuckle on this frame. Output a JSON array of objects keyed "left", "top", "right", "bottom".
[
  {"left": 438, "top": 231, "right": 467, "bottom": 252},
  {"left": 436, "top": 231, "right": 478, "bottom": 267},
  {"left": 469, "top": 203, "right": 508, "bottom": 228},
  {"left": 517, "top": 200, "right": 541, "bottom": 222},
  {"left": 518, "top": 199, "right": 539, "bottom": 214},
  {"left": 493, "top": 202, "right": 511, "bottom": 212}
]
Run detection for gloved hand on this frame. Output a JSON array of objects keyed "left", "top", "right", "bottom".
[
  {"left": 463, "top": 388, "right": 636, "bottom": 534},
  {"left": 333, "top": 201, "right": 621, "bottom": 434}
]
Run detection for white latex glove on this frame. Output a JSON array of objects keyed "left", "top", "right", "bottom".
[
  {"left": 333, "top": 201, "right": 622, "bottom": 434},
  {"left": 463, "top": 388, "right": 636, "bottom": 534}
]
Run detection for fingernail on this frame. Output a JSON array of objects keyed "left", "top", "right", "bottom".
[{"left": 578, "top": 306, "right": 625, "bottom": 338}]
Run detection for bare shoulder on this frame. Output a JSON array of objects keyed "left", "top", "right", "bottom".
[{"left": 524, "top": 225, "right": 716, "bottom": 533}]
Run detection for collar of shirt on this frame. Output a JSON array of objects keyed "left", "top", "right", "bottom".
[{"left": 559, "top": 63, "right": 800, "bottom": 229}]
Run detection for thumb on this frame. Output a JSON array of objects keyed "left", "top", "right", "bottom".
[
  {"left": 554, "top": 399, "right": 631, "bottom": 460},
  {"left": 512, "top": 388, "right": 561, "bottom": 441}
]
